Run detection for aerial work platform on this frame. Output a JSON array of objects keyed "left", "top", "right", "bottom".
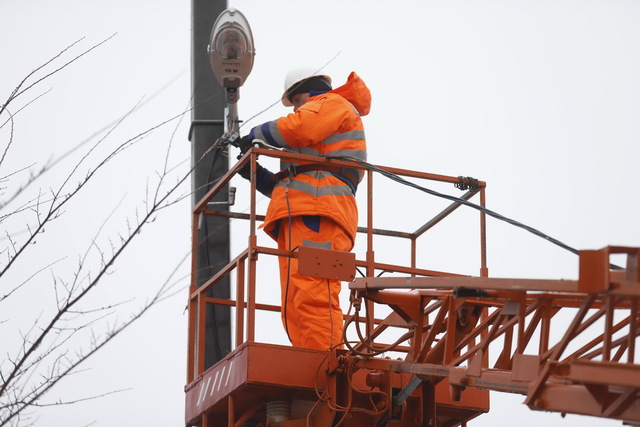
[
  {"left": 186, "top": 148, "right": 640, "bottom": 426},
  {"left": 185, "top": 342, "right": 489, "bottom": 426}
]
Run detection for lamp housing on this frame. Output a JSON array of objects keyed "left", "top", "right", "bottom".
[{"left": 208, "top": 8, "right": 255, "bottom": 94}]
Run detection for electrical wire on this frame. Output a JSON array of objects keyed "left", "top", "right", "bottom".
[
  {"left": 238, "top": 143, "right": 620, "bottom": 270},
  {"left": 329, "top": 155, "right": 624, "bottom": 270},
  {"left": 197, "top": 131, "right": 251, "bottom": 360},
  {"left": 282, "top": 180, "right": 294, "bottom": 343},
  {"left": 233, "top": 52, "right": 342, "bottom": 136},
  {"left": 342, "top": 301, "right": 415, "bottom": 357},
  {"left": 327, "top": 278, "right": 336, "bottom": 349},
  {"left": 199, "top": 137, "right": 233, "bottom": 361}
]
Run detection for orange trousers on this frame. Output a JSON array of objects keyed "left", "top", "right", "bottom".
[{"left": 277, "top": 216, "right": 352, "bottom": 350}]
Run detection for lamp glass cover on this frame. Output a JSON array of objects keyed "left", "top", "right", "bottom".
[{"left": 215, "top": 27, "right": 247, "bottom": 60}]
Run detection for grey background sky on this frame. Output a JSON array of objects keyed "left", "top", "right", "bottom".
[{"left": 2, "top": 1, "right": 639, "bottom": 426}]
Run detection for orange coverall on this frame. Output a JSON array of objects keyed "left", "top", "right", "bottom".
[{"left": 247, "top": 72, "right": 371, "bottom": 349}]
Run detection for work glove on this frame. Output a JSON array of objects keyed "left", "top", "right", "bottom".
[
  {"left": 236, "top": 161, "right": 276, "bottom": 198},
  {"left": 236, "top": 135, "right": 255, "bottom": 180},
  {"left": 238, "top": 161, "right": 253, "bottom": 180},
  {"left": 237, "top": 135, "right": 253, "bottom": 156}
]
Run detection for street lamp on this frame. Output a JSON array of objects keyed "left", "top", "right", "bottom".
[{"left": 208, "top": 8, "right": 255, "bottom": 105}]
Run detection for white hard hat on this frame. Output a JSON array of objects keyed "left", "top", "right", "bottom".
[{"left": 281, "top": 66, "right": 332, "bottom": 107}]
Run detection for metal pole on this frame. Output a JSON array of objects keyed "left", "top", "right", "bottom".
[{"left": 190, "top": 0, "right": 231, "bottom": 368}]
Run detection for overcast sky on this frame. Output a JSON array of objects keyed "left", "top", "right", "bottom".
[{"left": 2, "top": 1, "right": 639, "bottom": 426}]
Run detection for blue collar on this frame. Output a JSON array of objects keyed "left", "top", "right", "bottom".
[{"left": 309, "top": 90, "right": 329, "bottom": 97}]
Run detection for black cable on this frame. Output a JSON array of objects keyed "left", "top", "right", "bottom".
[
  {"left": 327, "top": 278, "right": 337, "bottom": 350},
  {"left": 282, "top": 181, "right": 294, "bottom": 343},
  {"left": 330, "top": 156, "right": 623, "bottom": 271},
  {"left": 201, "top": 138, "right": 234, "bottom": 361}
]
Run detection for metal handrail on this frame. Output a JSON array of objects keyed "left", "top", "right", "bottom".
[{"left": 187, "top": 147, "right": 488, "bottom": 381}]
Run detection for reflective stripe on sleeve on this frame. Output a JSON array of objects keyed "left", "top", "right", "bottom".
[
  {"left": 322, "top": 130, "right": 365, "bottom": 145},
  {"left": 325, "top": 148, "right": 367, "bottom": 161},
  {"left": 283, "top": 147, "right": 367, "bottom": 161},
  {"left": 253, "top": 121, "right": 288, "bottom": 148},
  {"left": 302, "top": 240, "right": 332, "bottom": 249},
  {"left": 276, "top": 179, "right": 354, "bottom": 197}
]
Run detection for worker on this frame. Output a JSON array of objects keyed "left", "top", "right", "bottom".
[{"left": 236, "top": 67, "right": 371, "bottom": 350}]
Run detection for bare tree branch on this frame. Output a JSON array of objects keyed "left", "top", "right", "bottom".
[
  {"left": 0, "top": 36, "right": 114, "bottom": 117},
  {"left": 30, "top": 388, "right": 131, "bottom": 407},
  {"left": 0, "top": 28, "right": 239, "bottom": 424},
  {"left": 0, "top": 36, "right": 196, "bottom": 426}
]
